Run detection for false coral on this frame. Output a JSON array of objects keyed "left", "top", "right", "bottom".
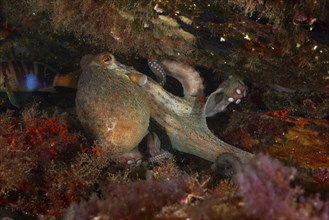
[
  {"left": 0, "top": 105, "right": 106, "bottom": 216},
  {"left": 186, "top": 155, "right": 329, "bottom": 220},
  {"left": 64, "top": 174, "right": 197, "bottom": 219},
  {"left": 188, "top": 180, "right": 244, "bottom": 220},
  {"left": 235, "top": 155, "right": 329, "bottom": 220},
  {"left": 0, "top": 106, "right": 78, "bottom": 168}
]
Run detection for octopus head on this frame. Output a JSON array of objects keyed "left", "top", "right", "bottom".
[
  {"left": 80, "top": 52, "right": 117, "bottom": 70},
  {"left": 94, "top": 52, "right": 117, "bottom": 69}
]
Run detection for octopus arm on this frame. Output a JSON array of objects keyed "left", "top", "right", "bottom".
[
  {"left": 129, "top": 73, "right": 194, "bottom": 116},
  {"left": 205, "top": 75, "right": 247, "bottom": 117},
  {"left": 160, "top": 60, "right": 204, "bottom": 98}
]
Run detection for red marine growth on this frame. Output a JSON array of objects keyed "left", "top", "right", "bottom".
[{"left": 0, "top": 109, "right": 82, "bottom": 216}]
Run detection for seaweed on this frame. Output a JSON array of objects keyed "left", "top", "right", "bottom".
[
  {"left": 0, "top": 105, "right": 110, "bottom": 216},
  {"left": 187, "top": 155, "right": 329, "bottom": 220},
  {"left": 64, "top": 174, "right": 197, "bottom": 219},
  {"left": 236, "top": 155, "right": 329, "bottom": 220}
]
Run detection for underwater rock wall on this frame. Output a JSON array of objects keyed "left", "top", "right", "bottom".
[{"left": 0, "top": 0, "right": 328, "bottom": 116}]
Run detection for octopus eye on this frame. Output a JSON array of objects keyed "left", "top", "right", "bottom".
[{"left": 102, "top": 55, "right": 112, "bottom": 64}]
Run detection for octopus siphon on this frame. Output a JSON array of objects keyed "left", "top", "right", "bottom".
[{"left": 76, "top": 52, "right": 253, "bottom": 168}]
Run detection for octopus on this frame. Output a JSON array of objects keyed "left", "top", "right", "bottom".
[
  {"left": 76, "top": 53, "right": 150, "bottom": 160},
  {"left": 76, "top": 52, "right": 253, "bottom": 170}
]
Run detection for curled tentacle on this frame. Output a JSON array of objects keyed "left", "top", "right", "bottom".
[
  {"left": 148, "top": 151, "right": 174, "bottom": 163},
  {"left": 146, "top": 132, "right": 162, "bottom": 156},
  {"left": 205, "top": 75, "right": 247, "bottom": 117},
  {"left": 147, "top": 58, "right": 204, "bottom": 98},
  {"left": 160, "top": 59, "right": 204, "bottom": 98},
  {"left": 121, "top": 147, "right": 144, "bottom": 167},
  {"left": 146, "top": 132, "right": 173, "bottom": 163},
  {"left": 147, "top": 59, "right": 167, "bottom": 86}
]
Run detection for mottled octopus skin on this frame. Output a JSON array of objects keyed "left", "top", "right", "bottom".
[
  {"left": 76, "top": 53, "right": 150, "bottom": 157},
  {"left": 130, "top": 74, "right": 254, "bottom": 164}
]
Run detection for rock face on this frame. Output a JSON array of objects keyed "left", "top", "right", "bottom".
[{"left": 76, "top": 52, "right": 150, "bottom": 157}]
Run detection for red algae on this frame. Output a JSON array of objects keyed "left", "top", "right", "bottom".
[
  {"left": 63, "top": 174, "right": 197, "bottom": 220},
  {"left": 235, "top": 155, "right": 329, "bottom": 220},
  {"left": 270, "top": 125, "right": 329, "bottom": 168},
  {"left": 0, "top": 106, "right": 104, "bottom": 216},
  {"left": 222, "top": 111, "right": 329, "bottom": 169},
  {"left": 313, "top": 168, "right": 329, "bottom": 187}
]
